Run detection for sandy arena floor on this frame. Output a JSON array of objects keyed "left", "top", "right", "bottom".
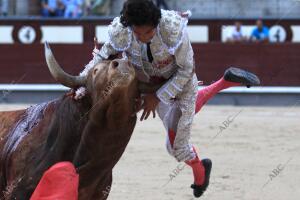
[{"left": 1, "top": 104, "right": 299, "bottom": 200}]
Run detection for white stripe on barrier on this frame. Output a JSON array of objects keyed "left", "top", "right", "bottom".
[
  {"left": 0, "top": 26, "right": 14, "bottom": 44},
  {"left": 40, "top": 26, "right": 83, "bottom": 44},
  {"left": 205, "top": 86, "right": 300, "bottom": 94},
  {"left": 221, "top": 25, "right": 255, "bottom": 42},
  {"left": 95, "top": 25, "right": 209, "bottom": 43},
  {"left": 291, "top": 26, "right": 300, "bottom": 42},
  {"left": 95, "top": 26, "right": 109, "bottom": 43},
  {"left": 0, "top": 84, "right": 300, "bottom": 94},
  {"left": 187, "top": 26, "right": 209, "bottom": 43},
  {"left": 0, "top": 84, "right": 69, "bottom": 91},
  {"left": 0, "top": 25, "right": 299, "bottom": 44}
]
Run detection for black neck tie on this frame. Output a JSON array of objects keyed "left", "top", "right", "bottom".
[{"left": 146, "top": 42, "right": 153, "bottom": 63}]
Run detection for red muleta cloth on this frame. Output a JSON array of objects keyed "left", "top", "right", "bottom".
[{"left": 30, "top": 162, "right": 79, "bottom": 200}]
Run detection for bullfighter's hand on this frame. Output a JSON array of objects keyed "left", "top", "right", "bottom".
[
  {"left": 132, "top": 97, "right": 143, "bottom": 117},
  {"left": 140, "top": 93, "right": 160, "bottom": 121}
]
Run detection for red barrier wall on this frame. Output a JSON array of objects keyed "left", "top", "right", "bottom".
[{"left": 1, "top": 43, "right": 299, "bottom": 86}]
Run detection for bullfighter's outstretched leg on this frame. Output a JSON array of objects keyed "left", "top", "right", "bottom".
[
  {"left": 195, "top": 67, "right": 260, "bottom": 113},
  {"left": 159, "top": 67, "right": 260, "bottom": 198}
]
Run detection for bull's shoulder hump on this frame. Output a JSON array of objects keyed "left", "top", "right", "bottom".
[
  {"left": 108, "top": 17, "right": 132, "bottom": 51},
  {"left": 158, "top": 10, "right": 189, "bottom": 54}
]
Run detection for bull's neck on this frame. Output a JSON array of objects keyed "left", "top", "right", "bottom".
[
  {"left": 74, "top": 86, "right": 138, "bottom": 182},
  {"left": 107, "top": 92, "right": 133, "bottom": 124},
  {"left": 91, "top": 85, "right": 138, "bottom": 130}
]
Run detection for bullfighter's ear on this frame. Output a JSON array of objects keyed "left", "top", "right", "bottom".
[{"left": 44, "top": 42, "right": 87, "bottom": 89}]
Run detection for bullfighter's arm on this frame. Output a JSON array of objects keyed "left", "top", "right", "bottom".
[
  {"left": 75, "top": 16, "right": 131, "bottom": 99},
  {"left": 156, "top": 30, "right": 195, "bottom": 104},
  {"left": 79, "top": 16, "right": 131, "bottom": 78},
  {"left": 79, "top": 41, "right": 119, "bottom": 77},
  {"left": 74, "top": 42, "right": 119, "bottom": 99}
]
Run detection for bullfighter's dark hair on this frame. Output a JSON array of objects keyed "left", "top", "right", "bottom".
[{"left": 120, "top": 0, "right": 161, "bottom": 27}]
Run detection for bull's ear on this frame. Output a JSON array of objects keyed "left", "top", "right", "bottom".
[
  {"left": 138, "top": 81, "right": 166, "bottom": 94},
  {"left": 44, "top": 42, "right": 87, "bottom": 88}
]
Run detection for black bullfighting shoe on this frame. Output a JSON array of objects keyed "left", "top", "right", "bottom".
[
  {"left": 191, "top": 158, "right": 212, "bottom": 198},
  {"left": 224, "top": 67, "right": 260, "bottom": 88}
]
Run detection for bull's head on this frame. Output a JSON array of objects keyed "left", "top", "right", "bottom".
[
  {"left": 45, "top": 43, "right": 168, "bottom": 108},
  {"left": 86, "top": 59, "right": 136, "bottom": 103},
  {"left": 44, "top": 42, "right": 137, "bottom": 104}
]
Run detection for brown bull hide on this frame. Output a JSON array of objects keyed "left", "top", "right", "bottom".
[{"left": 0, "top": 57, "right": 139, "bottom": 199}]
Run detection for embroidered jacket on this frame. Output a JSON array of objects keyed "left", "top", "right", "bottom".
[{"left": 85, "top": 10, "right": 195, "bottom": 104}]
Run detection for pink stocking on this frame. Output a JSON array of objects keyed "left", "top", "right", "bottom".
[{"left": 195, "top": 77, "right": 240, "bottom": 113}]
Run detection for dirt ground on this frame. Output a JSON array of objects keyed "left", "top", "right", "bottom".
[{"left": 1, "top": 104, "right": 299, "bottom": 200}]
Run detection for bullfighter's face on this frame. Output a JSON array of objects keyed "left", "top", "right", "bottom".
[{"left": 132, "top": 25, "right": 156, "bottom": 43}]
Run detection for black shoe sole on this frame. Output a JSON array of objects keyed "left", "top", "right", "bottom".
[
  {"left": 224, "top": 67, "right": 260, "bottom": 87},
  {"left": 191, "top": 158, "right": 212, "bottom": 198}
]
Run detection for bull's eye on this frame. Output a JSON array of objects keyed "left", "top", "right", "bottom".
[{"left": 112, "top": 61, "right": 119, "bottom": 68}]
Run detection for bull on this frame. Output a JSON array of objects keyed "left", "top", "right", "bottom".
[{"left": 0, "top": 43, "right": 158, "bottom": 199}]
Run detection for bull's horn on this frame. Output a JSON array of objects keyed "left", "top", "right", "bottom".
[{"left": 44, "top": 42, "right": 86, "bottom": 88}]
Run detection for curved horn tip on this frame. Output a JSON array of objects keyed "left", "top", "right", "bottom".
[
  {"left": 43, "top": 41, "right": 86, "bottom": 88},
  {"left": 44, "top": 41, "right": 50, "bottom": 49},
  {"left": 44, "top": 42, "right": 52, "bottom": 56}
]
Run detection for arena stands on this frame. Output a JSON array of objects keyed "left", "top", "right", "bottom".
[{"left": 1, "top": 0, "right": 300, "bottom": 18}]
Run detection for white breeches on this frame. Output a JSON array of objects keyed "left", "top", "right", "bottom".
[{"left": 156, "top": 74, "right": 198, "bottom": 162}]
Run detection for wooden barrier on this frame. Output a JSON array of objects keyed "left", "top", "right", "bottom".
[
  {"left": 1, "top": 17, "right": 300, "bottom": 43},
  {"left": 1, "top": 43, "right": 299, "bottom": 86}
]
